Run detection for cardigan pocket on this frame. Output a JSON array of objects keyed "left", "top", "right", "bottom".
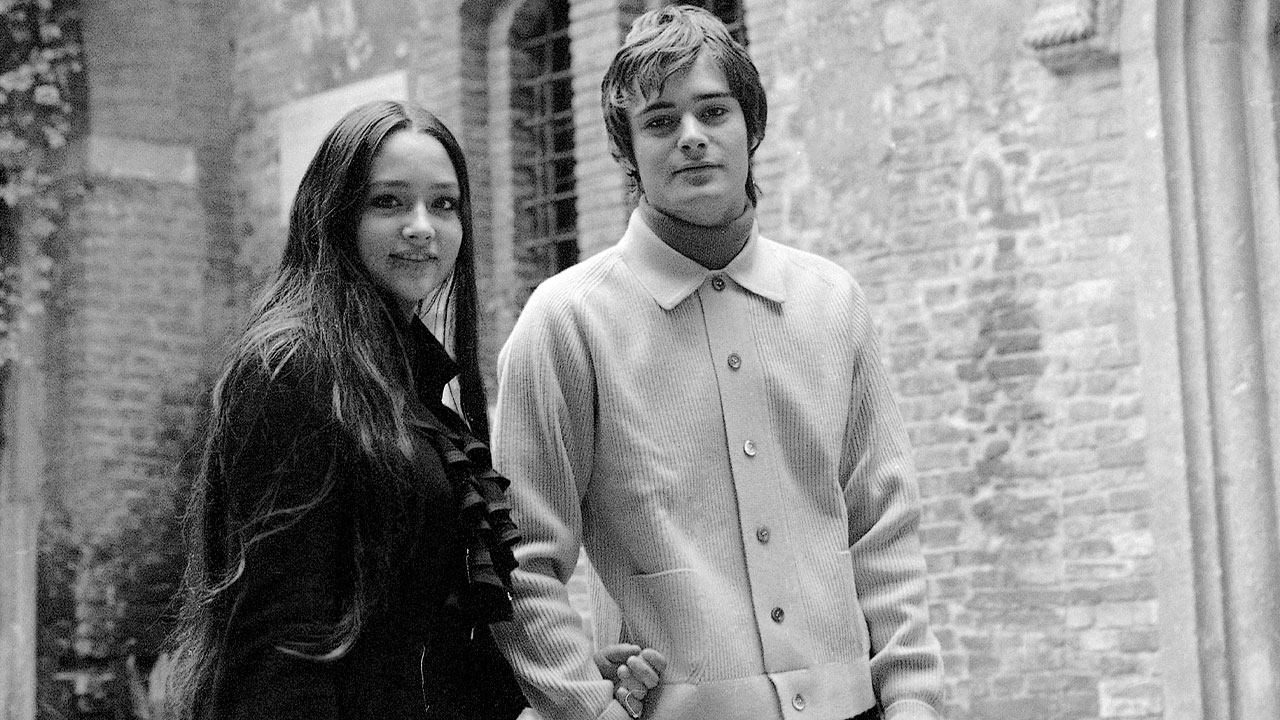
[
  {"left": 837, "top": 549, "right": 872, "bottom": 658},
  {"left": 618, "top": 569, "right": 706, "bottom": 684}
]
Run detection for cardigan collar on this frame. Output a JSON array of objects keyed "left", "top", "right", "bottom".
[{"left": 618, "top": 206, "right": 787, "bottom": 311}]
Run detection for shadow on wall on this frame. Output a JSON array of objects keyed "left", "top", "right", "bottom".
[{"left": 38, "top": 379, "right": 210, "bottom": 720}]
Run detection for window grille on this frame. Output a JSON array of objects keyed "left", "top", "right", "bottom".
[{"left": 511, "top": 0, "right": 578, "bottom": 293}]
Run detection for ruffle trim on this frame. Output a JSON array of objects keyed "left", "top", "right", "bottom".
[{"left": 412, "top": 415, "right": 521, "bottom": 624}]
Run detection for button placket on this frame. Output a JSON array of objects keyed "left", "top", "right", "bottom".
[{"left": 699, "top": 273, "right": 806, "bottom": 673}]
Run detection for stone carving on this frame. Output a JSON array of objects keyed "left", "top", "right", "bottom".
[{"left": 1022, "top": 0, "right": 1120, "bottom": 72}]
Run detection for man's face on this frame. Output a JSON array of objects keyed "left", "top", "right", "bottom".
[{"left": 627, "top": 53, "right": 751, "bottom": 226}]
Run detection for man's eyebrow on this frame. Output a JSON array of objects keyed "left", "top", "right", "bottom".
[{"left": 637, "top": 91, "right": 734, "bottom": 112}]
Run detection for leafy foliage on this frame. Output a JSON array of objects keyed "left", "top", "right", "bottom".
[{"left": 1, "top": 0, "right": 81, "bottom": 365}]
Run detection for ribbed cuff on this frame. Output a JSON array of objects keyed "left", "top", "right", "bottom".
[
  {"left": 598, "top": 699, "right": 637, "bottom": 720},
  {"left": 883, "top": 698, "right": 942, "bottom": 720}
]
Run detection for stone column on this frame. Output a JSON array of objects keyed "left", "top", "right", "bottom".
[
  {"left": 1184, "top": 0, "right": 1280, "bottom": 716},
  {"left": 0, "top": 358, "right": 45, "bottom": 720},
  {"left": 1128, "top": 0, "right": 1280, "bottom": 717}
]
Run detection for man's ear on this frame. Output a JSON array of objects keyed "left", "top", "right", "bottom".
[{"left": 608, "top": 139, "right": 638, "bottom": 175}]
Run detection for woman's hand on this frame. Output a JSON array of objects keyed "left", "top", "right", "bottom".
[{"left": 593, "top": 643, "right": 667, "bottom": 718}]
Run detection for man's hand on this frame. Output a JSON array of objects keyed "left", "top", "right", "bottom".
[{"left": 593, "top": 643, "right": 668, "bottom": 718}]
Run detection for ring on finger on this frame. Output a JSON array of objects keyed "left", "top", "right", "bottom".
[{"left": 617, "top": 686, "right": 642, "bottom": 719}]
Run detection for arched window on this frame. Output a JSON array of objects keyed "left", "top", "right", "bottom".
[{"left": 510, "top": 0, "right": 578, "bottom": 299}]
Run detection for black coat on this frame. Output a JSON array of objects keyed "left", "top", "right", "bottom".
[{"left": 198, "top": 321, "right": 525, "bottom": 720}]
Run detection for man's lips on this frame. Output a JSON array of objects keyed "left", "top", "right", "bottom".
[{"left": 674, "top": 162, "right": 719, "bottom": 175}]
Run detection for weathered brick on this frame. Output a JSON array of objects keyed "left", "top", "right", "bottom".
[
  {"left": 1109, "top": 486, "right": 1152, "bottom": 510},
  {"left": 1099, "top": 679, "right": 1163, "bottom": 718},
  {"left": 1100, "top": 442, "right": 1146, "bottom": 469},
  {"left": 921, "top": 524, "right": 964, "bottom": 547},
  {"left": 1095, "top": 600, "right": 1158, "bottom": 628},
  {"left": 988, "top": 356, "right": 1049, "bottom": 379},
  {"left": 1066, "top": 538, "right": 1115, "bottom": 560},
  {"left": 973, "top": 693, "right": 1098, "bottom": 720},
  {"left": 1117, "top": 628, "right": 1161, "bottom": 653}
]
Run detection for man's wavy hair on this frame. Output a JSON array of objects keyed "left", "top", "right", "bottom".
[
  {"left": 601, "top": 4, "right": 767, "bottom": 203},
  {"left": 163, "top": 100, "right": 488, "bottom": 719}
]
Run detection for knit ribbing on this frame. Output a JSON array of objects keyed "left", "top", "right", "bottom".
[
  {"left": 491, "top": 211, "right": 944, "bottom": 720},
  {"left": 638, "top": 196, "right": 754, "bottom": 270}
]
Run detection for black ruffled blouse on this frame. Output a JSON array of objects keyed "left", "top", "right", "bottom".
[{"left": 200, "top": 317, "right": 524, "bottom": 720}]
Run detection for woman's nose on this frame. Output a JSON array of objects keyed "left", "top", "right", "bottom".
[{"left": 401, "top": 202, "right": 435, "bottom": 241}]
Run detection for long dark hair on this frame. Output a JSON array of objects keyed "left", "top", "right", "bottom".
[{"left": 163, "top": 100, "right": 488, "bottom": 719}]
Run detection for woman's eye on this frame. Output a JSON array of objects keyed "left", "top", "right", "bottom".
[
  {"left": 434, "top": 197, "right": 459, "bottom": 212},
  {"left": 702, "top": 106, "right": 728, "bottom": 120},
  {"left": 368, "top": 193, "right": 402, "bottom": 209}
]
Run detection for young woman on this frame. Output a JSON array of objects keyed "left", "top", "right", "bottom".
[{"left": 163, "top": 101, "right": 657, "bottom": 720}]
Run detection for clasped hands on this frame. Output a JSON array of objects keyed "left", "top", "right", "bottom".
[{"left": 593, "top": 644, "right": 668, "bottom": 718}]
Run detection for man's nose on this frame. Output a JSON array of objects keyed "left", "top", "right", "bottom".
[{"left": 678, "top": 115, "right": 708, "bottom": 154}]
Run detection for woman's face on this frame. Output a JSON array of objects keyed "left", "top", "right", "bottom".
[{"left": 357, "top": 130, "right": 464, "bottom": 317}]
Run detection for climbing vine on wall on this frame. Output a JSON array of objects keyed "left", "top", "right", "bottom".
[{"left": 1, "top": 0, "right": 81, "bottom": 365}]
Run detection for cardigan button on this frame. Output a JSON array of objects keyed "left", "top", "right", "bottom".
[
  {"left": 743, "top": 439, "right": 757, "bottom": 457},
  {"left": 771, "top": 606, "right": 785, "bottom": 623},
  {"left": 756, "top": 526, "right": 770, "bottom": 544},
  {"left": 711, "top": 275, "right": 726, "bottom": 291},
  {"left": 792, "top": 693, "right": 806, "bottom": 710},
  {"left": 727, "top": 353, "right": 742, "bottom": 370}
]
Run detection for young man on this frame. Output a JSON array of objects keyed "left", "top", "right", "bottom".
[{"left": 492, "top": 7, "right": 944, "bottom": 720}]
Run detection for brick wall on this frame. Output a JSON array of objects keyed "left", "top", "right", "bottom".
[{"left": 747, "top": 1, "right": 1156, "bottom": 717}]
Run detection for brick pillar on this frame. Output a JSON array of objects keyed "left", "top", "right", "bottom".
[
  {"left": 481, "top": 1, "right": 522, "bottom": 348},
  {"left": 570, "top": 0, "right": 628, "bottom": 258},
  {"left": 34, "top": 0, "right": 232, "bottom": 713}
]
